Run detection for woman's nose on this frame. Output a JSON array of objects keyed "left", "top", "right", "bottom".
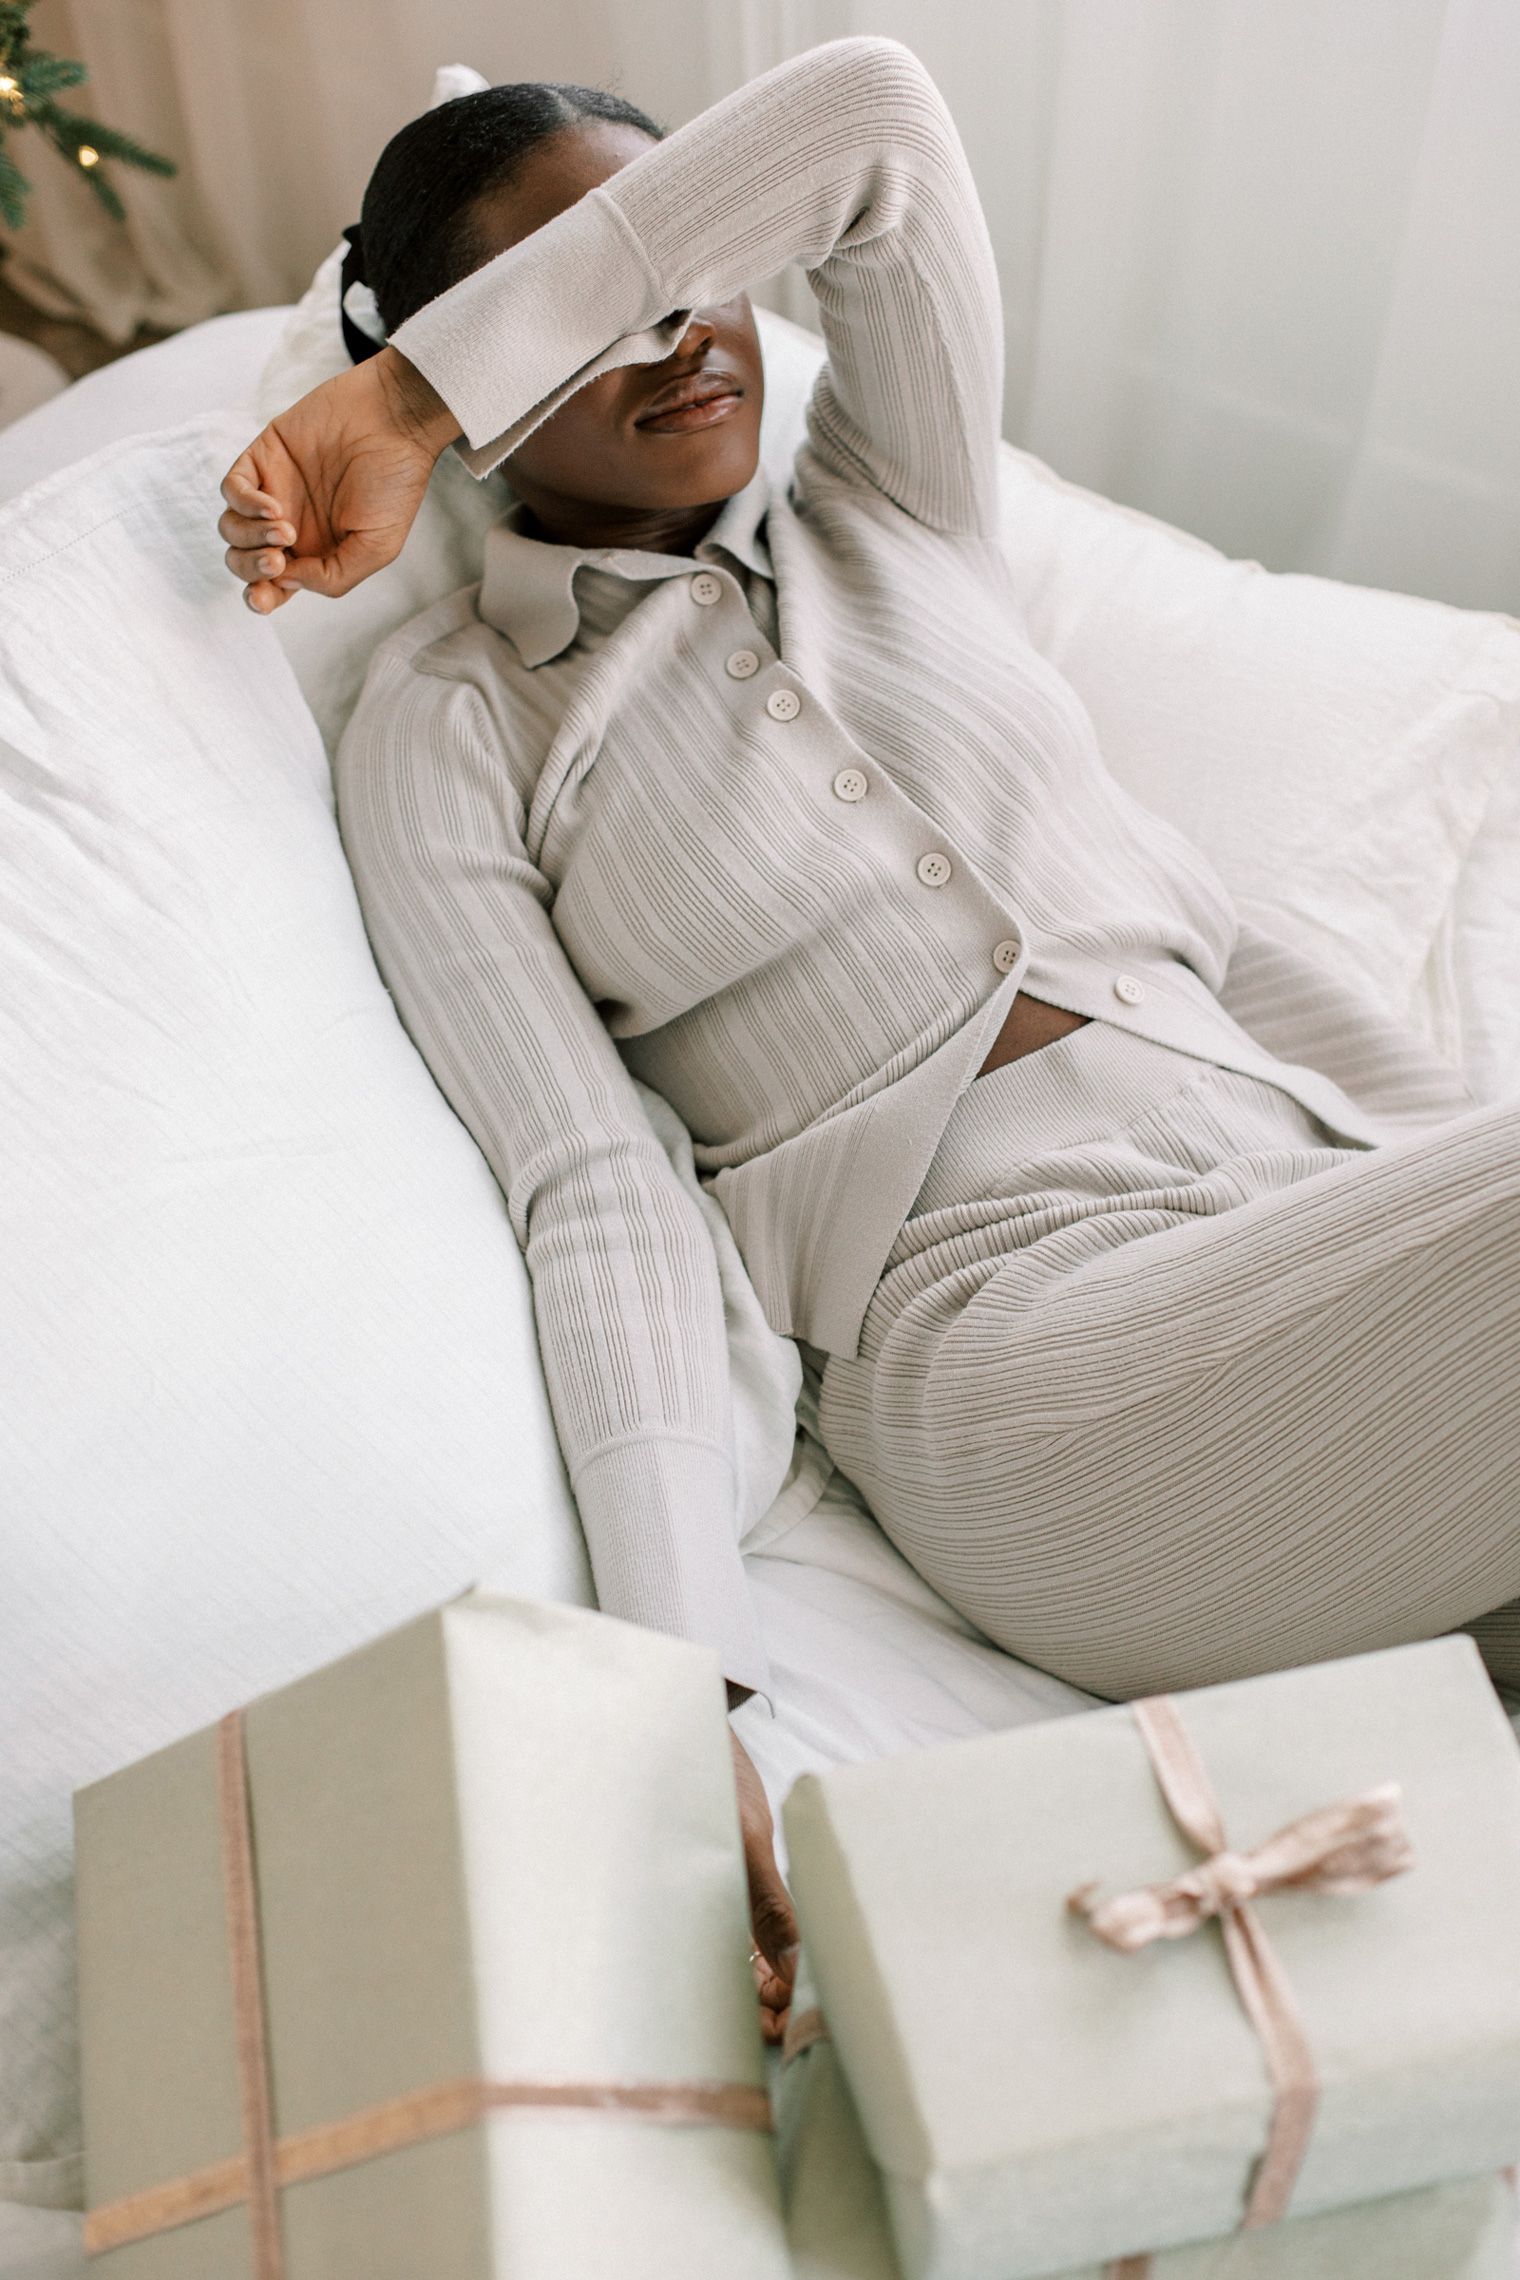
[{"left": 667, "top": 311, "right": 717, "bottom": 358}]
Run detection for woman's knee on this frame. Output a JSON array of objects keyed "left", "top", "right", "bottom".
[{"left": 1456, "top": 1600, "right": 1520, "bottom": 1694}]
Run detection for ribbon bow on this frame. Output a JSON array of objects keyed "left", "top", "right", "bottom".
[
  {"left": 1069, "top": 1780, "right": 1413, "bottom": 1952},
  {"left": 1065, "top": 1693, "right": 1414, "bottom": 2258}
]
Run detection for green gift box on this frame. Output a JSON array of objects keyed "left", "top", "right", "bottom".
[
  {"left": 780, "top": 1635, "right": 1520, "bottom": 2280},
  {"left": 73, "top": 1592, "right": 791, "bottom": 2279},
  {"left": 776, "top": 1949, "right": 1519, "bottom": 2278}
]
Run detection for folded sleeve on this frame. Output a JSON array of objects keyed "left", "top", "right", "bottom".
[
  {"left": 333, "top": 655, "right": 773, "bottom": 1706},
  {"left": 390, "top": 35, "right": 1004, "bottom": 537}
]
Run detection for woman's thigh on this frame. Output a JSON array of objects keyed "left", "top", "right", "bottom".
[{"left": 818, "top": 1079, "right": 1520, "bottom": 1702}]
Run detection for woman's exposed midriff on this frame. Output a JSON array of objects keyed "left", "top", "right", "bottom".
[{"left": 976, "top": 991, "right": 1091, "bottom": 1079}]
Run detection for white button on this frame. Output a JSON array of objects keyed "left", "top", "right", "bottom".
[
  {"left": 726, "top": 649, "right": 760, "bottom": 679},
  {"left": 690, "top": 572, "right": 723, "bottom": 605},
  {"left": 832, "top": 767, "right": 868, "bottom": 802},
  {"left": 916, "top": 851, "right": 953, "bottom": 888},
  {"left": 1114, "top": 972, "right": 1146, "bottom": 1005},
  {"left": 992, "top": 938, "right": 1021, "bottom": 972},
  {"left": 766, "top": 688, "right": 801, "bottom": 721}
]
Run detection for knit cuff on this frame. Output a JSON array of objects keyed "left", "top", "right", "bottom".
[
  {"left": 389, "top": 190, "right": 683, "bottom": 479},
  {"left": 570, "top": 1433, "right": 775, "bottom": 1713}
]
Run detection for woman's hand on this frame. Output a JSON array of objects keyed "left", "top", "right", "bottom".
[
  {"left": 218, "top": 346, "right": 462, "bottom": 614},
  {"left": 729, "top": 1724, "right": 799, "bottom": 2044}
]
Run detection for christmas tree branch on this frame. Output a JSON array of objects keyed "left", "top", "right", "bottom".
[{"left": 0, "top": 0, "right": 176, "bottom": 233}]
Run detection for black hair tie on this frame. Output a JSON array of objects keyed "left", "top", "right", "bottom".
[{"left": 338, "top": 223, "right": 386, "bottom": 364}]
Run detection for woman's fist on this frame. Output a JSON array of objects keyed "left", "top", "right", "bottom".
[{"left": 219, "top": 347, "right": 461, "bottom": 613}]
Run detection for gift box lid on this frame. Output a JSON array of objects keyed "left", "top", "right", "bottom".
[
  {"left": 781, "top": 1636, "right": 1520, "bottom": 2277},
  {"left": 74, "top": 1591, "right": 788, "bottom": 2279}
]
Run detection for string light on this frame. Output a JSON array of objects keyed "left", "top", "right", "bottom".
[{"left": 77, "top": 143, "right": 98, "bottom": 166}]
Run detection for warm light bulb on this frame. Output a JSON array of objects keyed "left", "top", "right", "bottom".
[
  {"left": 77, "top": 144, "right": 100, "bottom": 167},
  {"left": 0, "top": 75, "right": 18, "bottom": 95}
]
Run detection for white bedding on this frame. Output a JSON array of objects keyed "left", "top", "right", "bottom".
[{"left": 3, "top": 295, "right": 1518, "bottom": 2276}]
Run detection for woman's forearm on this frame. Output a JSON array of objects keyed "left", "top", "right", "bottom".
[{"left": 389, "top": 36, "right": 1003, "bottom": 529}]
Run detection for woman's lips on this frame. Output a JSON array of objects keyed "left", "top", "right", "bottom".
[{"left": 634, "top": 390, "right": 744, "bottom": 434}]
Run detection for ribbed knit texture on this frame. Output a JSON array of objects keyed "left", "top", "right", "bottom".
[
  {"left": 341, "top": 37, "right": 1479, "bottom": 1694},
  {"left": 816, "top": 1021, "right": 1520, "bottom": 1700}
]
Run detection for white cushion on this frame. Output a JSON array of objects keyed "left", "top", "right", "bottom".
[
  {"left": 0, "top": 307, "right": 283, "bottom": 508},
  {"left": 0, "top": 418, "right": 589, "bottom": 2191},
  {"left": 992, "top": 449, "right": 1520, "bottom": 1093},
  {"left": 0, "top": 413, "right": 803, "bottom": 2193}
]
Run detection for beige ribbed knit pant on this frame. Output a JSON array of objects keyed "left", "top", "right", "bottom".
[{"left": 815, "top": 1019, "right": 1520, "bottom": 1701}]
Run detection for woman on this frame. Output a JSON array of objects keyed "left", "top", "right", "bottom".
[{"left": 221, "top": 40, "right": 1520, "bottom": 2042}]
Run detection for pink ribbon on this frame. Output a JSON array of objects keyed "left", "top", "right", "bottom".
[{"left": 1066, "top": 1693, "right": 1414, "bottom": 2277}]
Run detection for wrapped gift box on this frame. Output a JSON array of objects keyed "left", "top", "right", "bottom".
[
  {"left": 74, "top": 1591, "right": 791, "bottom": 2279},
  {"left": 781, "top": 1635, "right": 1520, "bottom": 2280},
  {"left": 776, "top": 1950, "right": 1519, "bottom": 2279}
]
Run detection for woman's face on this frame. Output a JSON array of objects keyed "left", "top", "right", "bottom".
[{"left": 467, "top": 118, "right": 765, "bottom": 514}]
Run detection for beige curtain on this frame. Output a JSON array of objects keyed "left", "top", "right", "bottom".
[
  {"left": 6, "top": 0, "right": 1518, "bottom": 613},
  {"left": 3, "top": 0, "right": 715, "bottom": 335}
]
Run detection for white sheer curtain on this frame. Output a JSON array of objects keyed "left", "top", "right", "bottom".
[{"left": 6, "top": 0, "right": 1518, "bottom": 612}]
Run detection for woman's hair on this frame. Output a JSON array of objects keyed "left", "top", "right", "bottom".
[{"left": 341, "top": 82, "right": 664, "bottom": 361}]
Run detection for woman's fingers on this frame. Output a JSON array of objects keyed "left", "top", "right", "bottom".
[
  {"left": 218, "top": 506, "right": 296, "bottom": 549},
  {"left": 225, "top": 544, "right": 288, "bottom": 583},
  {"left": 228, "top": 550, "right": 344, "bottom": 607},
  {"left": 750, "top": 1863, "right": 800, "bottom": 1976},
  {"left": 222, "top": 454, "right": 297, "bottom": 612},
  {"left": 221, "top": 451, "right": 286, "bottom": 525},
  {"left": 751, "top": 1945, "right": 799, "bottom": 2044},
  {"left": 242, "top": 574, "right": 302, "bottom": 615},
  {"left": 266, "top": 525, "right": 402, "bottom": 600},
  {"left": 728, "top": 1724, "right": 800, "bottom": 2039}
]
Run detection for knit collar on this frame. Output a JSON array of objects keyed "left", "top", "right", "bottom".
[{"left": 477, "top": 462, "right": 775, "bottom": 668}]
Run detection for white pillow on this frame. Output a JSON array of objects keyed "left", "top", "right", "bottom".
[
  {"left": 0, "top": 412, "right": 801, "bottom": 2197},
  {"left": 991, "top": 448, "right": 1520, "bottom": 1088}
]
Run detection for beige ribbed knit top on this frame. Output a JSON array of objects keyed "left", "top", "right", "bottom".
[{"left": 334, "top": 37, "right": 1473, "bottom": 1701}]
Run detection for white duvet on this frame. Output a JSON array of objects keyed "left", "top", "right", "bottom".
[{"left": 2, "top": 278, "right": 1518, "bottom": 2278}]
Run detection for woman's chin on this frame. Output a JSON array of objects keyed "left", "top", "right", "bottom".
[{"left": 628, "top": 411, "right": 761, "bottom": 482}]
